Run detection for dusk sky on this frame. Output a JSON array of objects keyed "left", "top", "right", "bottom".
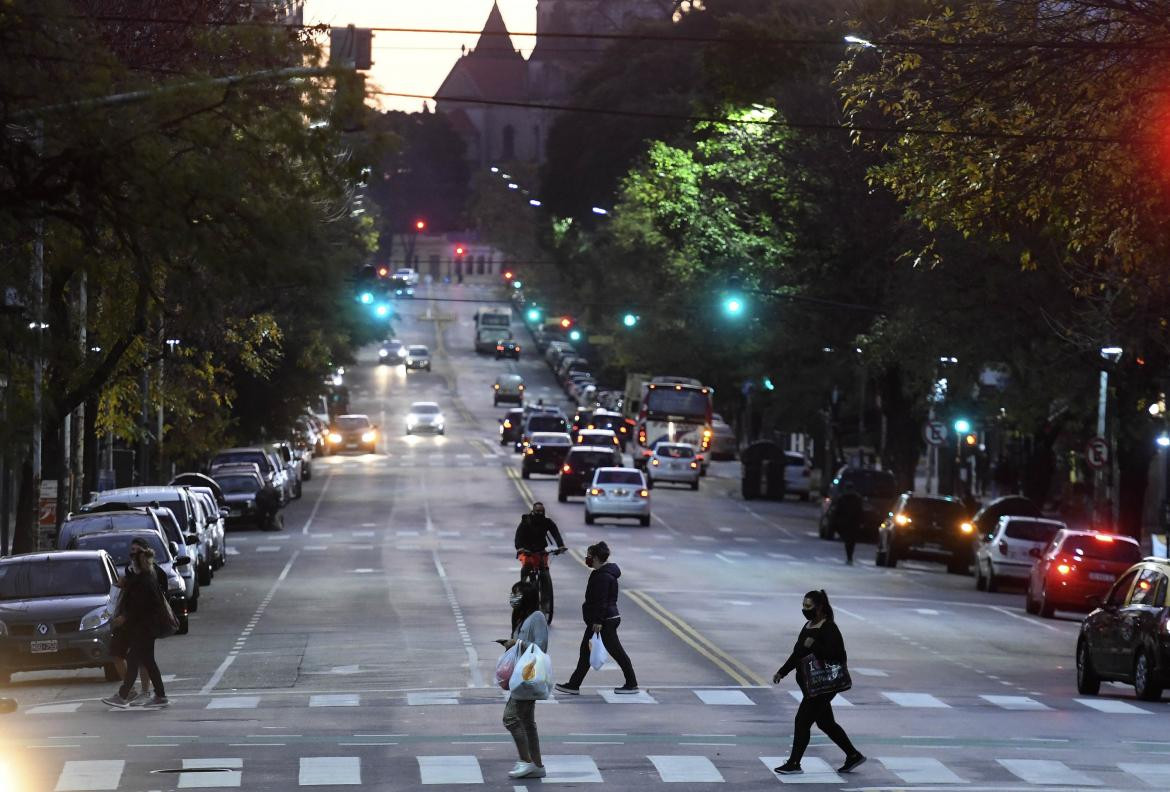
[{"left": 305, "top": 1, "right": 538, "bottom": 112}]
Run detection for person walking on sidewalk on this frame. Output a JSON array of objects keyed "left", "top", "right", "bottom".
[
  {"left": 500, "top": 580, "right": 549, "bottom": 779},
  {"left": 101, "top": 547, "right": 171, "bottom": 709},
  {"left": 772, "top": 590, "right": 864, "bottom": 775},
  {"left": 828, "top": 483, "right": 864, "bottom": 565},
  {"left": 555, "top": 541, "right": 639, "bottom": 695}
]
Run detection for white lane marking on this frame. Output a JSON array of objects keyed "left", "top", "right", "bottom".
[
  {"left": 717, "top": 527, "right": 734, "bottom": 533},
  {"left": 352, "top": 531, "right": 375, "bottom": 537},
  {"left": 694, "top": 689, "right": 755, "bottom": 706},
  {"left": 309, "top": 694, "right": 360, "bottom": 707},
  {"left": 407, "top": 691, "right": 459, "bottom": 705},
  {"left": 882, "top": 692, "right": 950, "bottom": 708},
  {"left": 206, "top": 696, "right": 260, "bottom": 709},
  {"left": 352, "top": 568, "right": 376, "bottom": 574},
  {"left": 301, "top": 471, "right": 334, "bottom": 535},
  {"left": 598, "top": 689, "right": 657, "bottom": 704},
  {"left": 304, "top": 545, "right": 329, "bottom": 551},
  {"left": 542, "top": 755, "right": 603, "bottom": 783},
  {"left": 26, "top": 702, "right": 84, "bottom": 715},
  {"left": 767, "top": 552, "right": 794, "bottom": 560},
  {"left": 850, "top": 667, "right": 888, "bottom": 677},
  {"left": 989, "top": 604, "right": 1066, "bottom": 633},
  {"left": 914, "top": 608, "right": 940, "bottom": 615},
  {"left": 255, "top": 546, "right": 281, "bottom": 552},
  {"left": 878, "top": 756, "right": 963, "bottom": 784},
  {"left": 649, "top": 755, "right": 724, "bottom": 782},
  {"left": 722, "top": 550, "right": 749, "bottom": 557},
  {"left": 418, "top": 755, "right": 482, "bottom": 784},
  {"left": 396, "top": 530, "right": 419, "bottom": 536},
  {"left": 1076, "top": 698, "right": 1151, "bottom": 715},
  {"left": 425, "top": 493, "right": 483, "bottom": 688},
  {"left": 997, "top": 759, "right": 1101, "bottom": 786},
  {"left": 178, "top": 758, "right": 242, "bottom": 788},
  {"left": 1120, "top": 763, "right": 1170, "bottom": 787},
  {"left": 981, "top": 695, "right": 1050, "bottom": 711},
  {"left": 300, "top": 757, "right": 361, "bottom": 786},
  {"left": 54, "top": 761, "right": 124, "bottom": 791},
  {"left": 200, "top": 551, "right": 300, "bottom": 695},
  {"left": 760, "top": 756, "right": 841, "bottom": 784},
  {"left": 788, "top": 690, "right": 852, "bottom": 706},
  {"left": 714, "top": 553, "right": 736, "bottom": 565}
]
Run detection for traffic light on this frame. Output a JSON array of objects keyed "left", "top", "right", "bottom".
[
  {"left": 374, "top": 303, "right": 390, "bottom": 319},
  {"left": 376, "top": 265, "right": 389, "bottom": 278},
  {"left": 359, "top": 291, "right": 374, "bottom": 305},
  {"left": 512, "top": 280, "right": 523, "bottom": 290},
  {"left": 455, "top": 245, "right": 466, "bottom": 256},
  {"left": 963, "top": 432, "right": 978, "bottom": 447},
  {"left": 415, "top": 219, "right": 426, "bottom": 231},
  {"left": 763, "top": 377, "right": 775, "bottom": 391},
  {"left": 622, "top": 313, "right": 638, "bottom": 328},
  {"left": 953, "top": 418, "right": 971, "bottom": 434},
  {"left": 526, "top": 307, "right": 542, "bottom": 323},
  {"left": 503, "top": 269, "right": 514, "bottom": 281},
  {"left": 569, "top": 329, "right": 582, "bottom": 342},
  {"left": 722, "top": 294, "right": 746, "bottom": 317},
  {"left": 559, "top": 317, "right": 573, "bottom": 329}
]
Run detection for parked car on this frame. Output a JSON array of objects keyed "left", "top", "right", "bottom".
[
  {"left": 1077, "top": 557, "right": 1170, "bottom": 700},
  {"left": 708, "top": 414, "right": 737, "bottom": 460},
  {"left": 499, "top": 408, "right": 526, "bottom": 446},
  {"left": 647, "top": 443, "right": 701, "bottom": 490},
  {"left": 185, "top": 487, "right": 228, "bottom": 571},
  {"left": 818, "top": 467, "right": 899, "bottom": 539},
  {"left": 272, "top": 441, "right": 303, "bottom": 499},
  {"left": 323, "top": 415, "right": 378, "bottom": 454},
  {"left": 558, "top": 446, "right": 624, "bottom": 502},
  {"left": 0, "top": 550, "right": 126, "bottom": 684},
  {"left": 971, "top": 495, "right": 1042, "bottom": 538},
  {"left": 974, "top": 517, "right": 1067, "bottom": 592},
  {"left": 493, "top": 374, "right": 525, "bottom": 406},
  {"left": 1028, "top": 530, "right": 1143, "bottom": 617},
  {"left": 740, "top": 441, "right": 806, "bottom": 500},
  {"left": 211, "top": 468, "right": 271, "bottom": 528},
  {"left": 495, "top": 339, "right": 521, "bottom": 360},
  {"left": 876, "top": 494, "right": 975, "bottom": 574},
  {"left": 406, "top": 344, "right": 431, "bottom": 371},
  {"left": 522, "top": 432, "right": 574, "bottom": 479},
  {"left": 209, "top": 447, "right": 288, "bottom": 503},
  {"left": 585, "top": 468, "right": 651, "bottom": 526}
]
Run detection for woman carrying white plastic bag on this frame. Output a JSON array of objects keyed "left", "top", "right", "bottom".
[
  {"left": 589, "top": 633, "right": 608, "bottom": 670},
  {"left": 497, "top": 580, "right": 549, "bottom": 779}
]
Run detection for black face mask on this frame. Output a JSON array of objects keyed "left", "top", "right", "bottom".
[{"left": 802, "top": 607, "right": 817, "bottom": 621}]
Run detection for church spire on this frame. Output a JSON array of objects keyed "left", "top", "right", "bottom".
[{"left": 473, "top": 2, "right": 516, "bottom": 54}]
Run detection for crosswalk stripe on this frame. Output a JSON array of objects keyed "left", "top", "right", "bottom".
[
  {"left": 256, "top": 546, "right": 281, "bottom": 553},
  {"left": 694, "top": 689, "right": 754, "bottom": 706},
  {"left": 299, "top": 757, "right": 361, "bottom": 786},
  {"left": 1076, "top": 698, "right": 1152, "bottom": 714},
  {"left": 26, "top": 702, "right": 84, "bottom": 715},
  {"left": 309, "top": 694, "right": 360, "bottom": 707},
  {"left": 544, "top": 755, "right": 604, "bottom": 783},
  {"left": 998, "top": 759, "right": 1101, "bottom": 786},
  {"left": 54, "top": 760, "right": 124, "bottom": 791},
  {"left": 649, "top": 755, "right": 724, "bottom": 782},
  {"left": 760, "top": 756, "right": 841, "bottom": 784},
  {"left": 598, "top": 689, "right": 657, "bottom": 704},
  {"left": 207, "top": 696, "right": 260, "bottom": 709},
  {"left": 879, "top": 756, "right": 963, "bottom": 784},
  {"left": 418, "top": 755, "right": 482, "bottom": 784},
  {"left": 788, "top": 690, "right": 852, "bottom": 707},
  {"left": 881, "top": 691, "right": 949, "bottom": 708},
  {"left": 1119, "top": 762, "right": 1170, "bottom": 786},
  {"left": 981, "top": 694, "right": 1050, "bottom": 711},
  {"left": 408, "top": 691, "right": 459, "bottom": 706},
  {"left": 178, "top": 758, "right": 242, "bottom": 788}
]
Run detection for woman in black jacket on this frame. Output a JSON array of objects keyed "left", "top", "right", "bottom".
[
  {"left": 102, "top": 547, "right": 170, "bottom": 708},
  {"left": 772, "top": 590, "right": 864, "bottom": 775}
]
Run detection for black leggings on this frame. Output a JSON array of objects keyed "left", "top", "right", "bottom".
[
  {"left": 567, "top": 618, "right": 637, "bottom": 688},
  {"left": 789, "top": 692, "right": 856, "bottom": 762},
  {"left": 119, "top": 634, "right": 165, "bottom": 699}
]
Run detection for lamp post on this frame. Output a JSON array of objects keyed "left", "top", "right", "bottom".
[{"left": 1098, "top": 346, "right": 1122, "bottom": 526}]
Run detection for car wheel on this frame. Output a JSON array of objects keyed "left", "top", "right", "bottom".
[
  {"left": 103, "top": 663, "right": 121, "bottom": 682},
  {"left": 1039, "top": 585, "right": 1055, "bottom": 618},
  {"left": 1134, "top": 650, "right": 1164, "bottom": 701},
  {"left": 1025, "top": 584, "right": 1040, "bottom": 614},
  {"left": 177, "top": 613, "right": 190, "bottom": 636},
  {"left": 691, "top": 480, "right": 699, "bottom": 491},
  {"left": 522, "top": 468, "right": 531, "bottom": 479},
  {"left": 1077, "top": 639, "right": 1101, "bottom": 695},
  {"left": 558, "top": 491, "right": 567, "bottom": 503},
  {"left": 585, "top": 511, "right": 595, "bottom": 525},
  {"left": 946, "top": 555, "right": 967, "bottom": 575},
  {"left": 985, "top": 562, "right": 998, "bottom": 592},
  {"left": 975, "top": 560, "right": 987, "bottom": 591},
  {"left": 640, "top": 515, "right": 651, "bottom": 527}
]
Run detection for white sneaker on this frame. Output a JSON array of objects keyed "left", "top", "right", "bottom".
[
  {"left": 508, "top": 762, "right": 536, "bottom": 779},
  {"left": 523, "top": 765, "right": 547, "bottom": 779}
]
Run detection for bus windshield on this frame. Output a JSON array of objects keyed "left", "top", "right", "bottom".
[{"left": 643, "top": 387, "right": 710, "bottom": 421}]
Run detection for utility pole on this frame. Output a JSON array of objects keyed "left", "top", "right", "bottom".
[
  {"left": 72, "top": 272, "right": 87, "bottom": 510},
  {"left": 30, "top": 120, "right": 44, "bottom": 549}
]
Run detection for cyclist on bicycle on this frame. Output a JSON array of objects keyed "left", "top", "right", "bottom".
[{"left": 515, "top": 503, "right": 567, "bottom": 621}]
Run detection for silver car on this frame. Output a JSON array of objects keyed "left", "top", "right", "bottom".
[
  {"left": 71, "top": 531, "right": 191, "bottom": 635},
  {"left": 406, "top": 402, "right": 445, "bottom": 435}
]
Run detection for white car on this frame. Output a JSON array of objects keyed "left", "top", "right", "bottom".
[
  {"left": 585, "top": 467, "right": 650, "bottom": 526},
  {"left": 405, "top": 344, "right": 431, "bottom": 371},
  {"left": 574, "top": 428, "right": 620, "bottom": 452},
  {"left": 394, "top": 267, "right": 419, "bottom": 287},
  {"left": 782, "top": 452, "right": 813, "bottom": 500},
  {"left": 975, "top": 516, "right": 1066, "bottom": 592},
  {"left": 647, "top": 442, "right": 701, "bottom": 490},
  {"left": 406, "top": 402, "right": 445, "bottom": 435}
]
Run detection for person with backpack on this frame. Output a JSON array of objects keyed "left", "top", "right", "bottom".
[
  {"left": 499, "top": 580, "right": 549, "bottom": 779},
  {"left": 772, "top": 590, "right": 865, "bottom": 776},
  {"left": 555, "top": 541, "right": 639, "bottom": 695},
  {"left": 102, "top": 546, "right": 172, "bottom": 709}
]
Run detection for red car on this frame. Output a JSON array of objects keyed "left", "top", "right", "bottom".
[{"left": 1027, "top": 529, "right": 1143, "bottom": 617}]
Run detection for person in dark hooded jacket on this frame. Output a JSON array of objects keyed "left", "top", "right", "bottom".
[{"left": 555, "top": 541, "right": 639, "bottom": 694}]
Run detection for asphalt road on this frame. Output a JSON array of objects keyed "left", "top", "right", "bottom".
[{"left": 3, "top": 283, "right": 1169, "bottom": 791}]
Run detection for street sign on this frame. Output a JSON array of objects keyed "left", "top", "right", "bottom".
[
  {"left": 924, "top": 421, "right": 948, "bottom": 446},
  {"left": 1086, "top": 436, "right": 1109, "bottom": 469}
]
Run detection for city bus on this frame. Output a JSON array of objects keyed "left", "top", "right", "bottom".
[{"left": 633, "top": 377, "right": 714, "bottom": 468}]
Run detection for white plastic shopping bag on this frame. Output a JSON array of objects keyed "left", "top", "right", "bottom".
[
  {"left": 495, "top": 644, "right": 519, "bottom": 690},
  {"left": 508, "top": 643, "right": 552, "bottom": 700},
  {"left": 589, "top": 633, "right": 609, "bottom": 670}
]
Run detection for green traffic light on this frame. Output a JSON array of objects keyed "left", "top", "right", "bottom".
[
  {"left": 526, "top": 308, "right": 541, "bottom": 322},
  {"left": 953, "top": 418, "right": 971, "bottom": 434},
  {"left": 723, "top": 295, "right": 745, "bottom": 317},
  {"left": 763, "top": 377, "right": 775, "bottom": 391},
  {"left": 569, "top": 329, "right": 582, "bottom": 342},
  {"left": 623, "top": 313, "right": 638, "bottom": 328},
  {"left": 359, "top": 291, "right": 374, "bottom": 305},
  {"left": 374, "top": 303, "right": 390, "bottom": 318}
]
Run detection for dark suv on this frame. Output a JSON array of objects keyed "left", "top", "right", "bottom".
[
  {"left": 518, "top": 413, "right": 569, "bottom": 451},
  {"left": 522, "top": 432, "right": 573, "bottom": 479},
  {"left": 876, "top": 494, "right": 975, "bottom": 574},
  {"left": 1077, "top": 558, "right": 1170, "bottom": 701},
  {"left": 499, "top": 408, "right": 526, "bottom": 446},
  {"left": 557, "top": 446, "right": 623, "bottom": 502},
  {"left": 819, "top": 467, "right": 899, "bottom": 540}
]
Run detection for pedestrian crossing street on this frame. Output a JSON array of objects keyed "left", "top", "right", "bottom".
[
  {"left": 45, "top": 754, "right": 1170, "bottom": 788},
  {"left": 20, "top": 687, "right": 1162, "bottom": 716}
]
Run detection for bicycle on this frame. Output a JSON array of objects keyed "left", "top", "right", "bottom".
[{"left": 517, "top": 547, "right": 566, "bottom": 625}]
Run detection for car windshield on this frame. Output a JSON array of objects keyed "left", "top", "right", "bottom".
[
  {"left": 1005, "top": 520, "right": 1062, "bottom": 542},
  {"left": 644, "top": 388, "right": 709, "bottom": 419},
  {"left": 596, "top": 471, "right": 643, "bottom": 485},
  {"left": 529, "top": 416, "right": 567, "bottom": 432},
  {"left": 411, "top": 404, "right": 441, "bottom": 415},
  {"left": 0, "top": 559, "right": 110, "bottom": 600},
  {"left": 842, "top": 470, "right": 898, "bottom": 498},
  {"left": 1064, "top": 536, "right": 1143, "bottom": 563},
  {"left": 409, "top": 346, "right": 428, "bottom": 355},
  {"left": 215, "top": 475, "right": 261, "bottom": 494},
  {"left": 656, "top": 445, "right": 693, "bottom": 458},
  {"left": 74, "top": 533, "right": 169, "bottom": 565},
  {"left": 213, "top": 451, "right": 271, "bottom": 472},
  {"left": 336, "top": 416, "right": 370, "bottom": 430},
  {"left": 906, "top": 499, "right": 968, "bottom": 522}
]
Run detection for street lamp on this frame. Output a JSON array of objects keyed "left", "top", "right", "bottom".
[
  {"left": 622, "top": 313, "right": 638, "bottom": 328},
  {"left": 1096, "top": 345, "right": 1123, "bottom": 525},
  {"left": 722, "top": 295, "right": 746, "bottom": 317}
]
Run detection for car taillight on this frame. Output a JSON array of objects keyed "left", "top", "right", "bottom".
[
  {"left": 651, "top": 459, "right": 660, "bottom": 466},
  {"left": 689, "top": 461, "right": 698, "bottom": 469},
  {"left": 516, "top": 346, "right": 521, "bottom": 352},
  {"left": 503, "top": 420, "right": 512, "bottom": 428},
  {"left": 496, "top": 345, "right": 504, "bottom": 351},
  {"left": 525, "top": 447, "right": 534, "bottom": 455},
  {"left": 998, "top": 540, "right": 1008, "bottom": 556},
  {"left": 562, "top": 465, "right": 572, "bottom": 474},
  {"left": 639, "top": 489, "right": 649, "bottom": 498},
  {"left": 589, "top": 488, "right": 604, "bottom": 496},
  {"left": 1056, "top": 563, "right": 1071, "bottom": 575}
]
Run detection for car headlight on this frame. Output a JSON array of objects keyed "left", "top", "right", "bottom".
[
  {"left": 361, "top": 430, "right": 376, "bottom": 443},
  {"left": 397, "top": 348, "right": 407, "bottom": 357},
  {"left": 379, "top": 349, "right": 388, "bottom": 357},
  {"left": 959, "top": 521, "right": 974, "bottom": 534},
  {"left": 80, "top": 605, "right": 113, "bottom": 631},
  {"left": 328, "top": 432, "right": 342, "bottom": 444}
]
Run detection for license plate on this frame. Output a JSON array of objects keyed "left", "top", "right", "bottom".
[
  {"left": 30, "top": 639, "right": 58, "bottom": 654},
  {"left": 1089, "top": 572, "right": 1114, "bottom": 582},
  {"left": 615, "top": 489, "right": 628, "bottom": 496},
  {"left": 346, "top": 443, "right": 357, "bottom": 449}
]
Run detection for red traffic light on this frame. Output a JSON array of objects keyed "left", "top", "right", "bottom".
[
  {"left": 415, "top": 219, "right": 426, "bottom": 231},
  {"left": 454, "top": 245, "right": 465, "bottom": 256},
  {"left": 559, "top": 317, "right": 572, "bottom": 329},
  {"left": 503, "top": 270, "right": 514, "bottom": 281},
  {"left": 376, "top": 266, "right": 389, "bottom": 278}
]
